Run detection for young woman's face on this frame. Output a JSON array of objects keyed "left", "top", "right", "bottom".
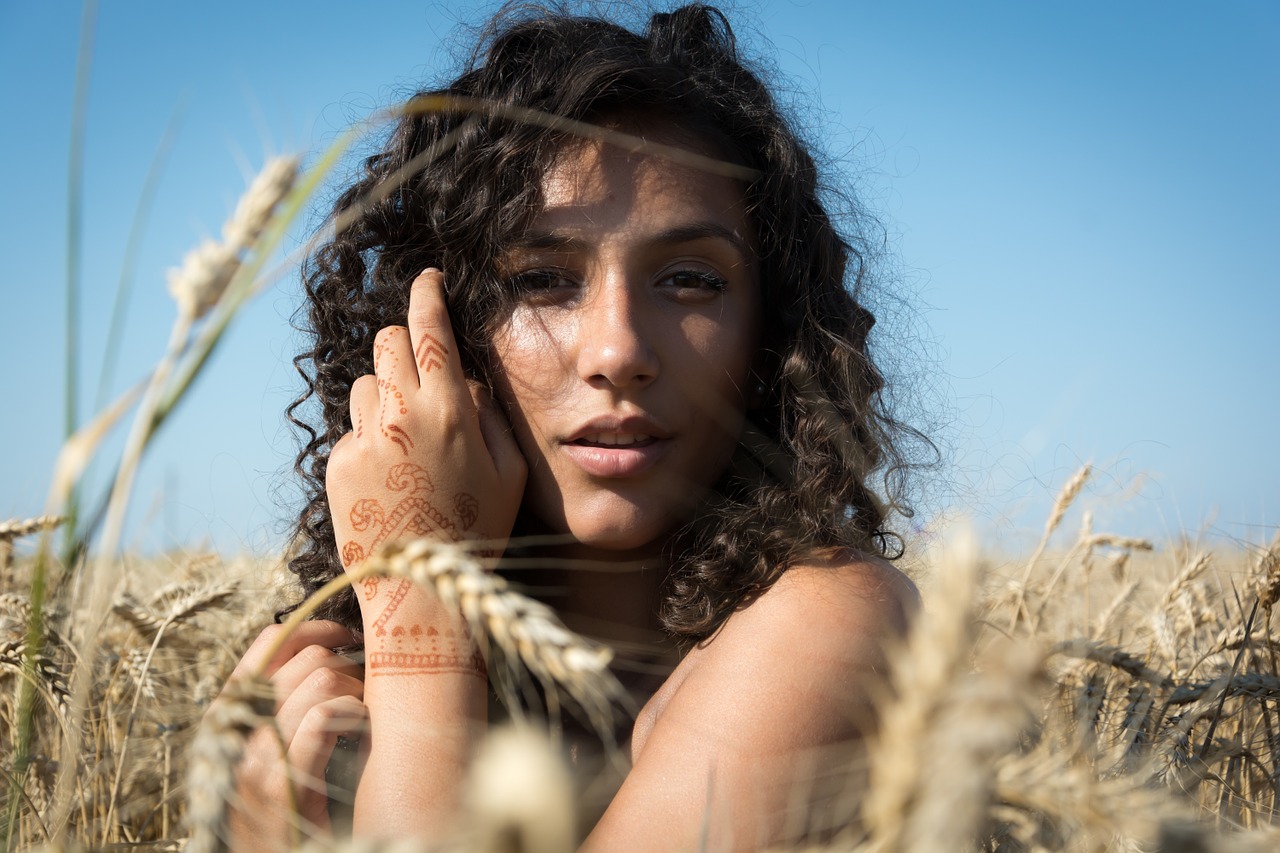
[{"left": 491, "top": 136, "right": 760, "bottom": 554}]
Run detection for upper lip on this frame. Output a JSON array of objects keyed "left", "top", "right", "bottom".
[{"left": 564, "top": 414, "right": 673, "bottom": 443}]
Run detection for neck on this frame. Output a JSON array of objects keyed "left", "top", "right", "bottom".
[{"left": 500, "top": 539, "right": 679, "bottom": 690}]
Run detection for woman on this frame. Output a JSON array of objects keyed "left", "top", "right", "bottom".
[{"left": 226, "top": 4, "right": 920, "bottom": 849}]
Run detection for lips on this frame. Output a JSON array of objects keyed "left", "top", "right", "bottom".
[
  {"left": 562, "top": 416, "right": 671, "bottom": 477},
  {"left": 574, "top": 432, "right": 654, "bottom": 447}
]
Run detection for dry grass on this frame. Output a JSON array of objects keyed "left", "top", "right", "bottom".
[{"left": 3, "top": 478, "right": 1278, "bottom": 851}]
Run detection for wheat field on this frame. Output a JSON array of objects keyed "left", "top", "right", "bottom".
[
  {"left": 5, "top": 113, "right": 1277, "bottom": 851},
  {"left": 3, "top": 482, "right": 1279, "bottom": 851}
]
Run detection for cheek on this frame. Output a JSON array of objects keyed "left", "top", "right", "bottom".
[
  {"left": 678, "top": 312, "right": 757, "bottom": 400},
  {"left": 490, "top": 309, "right": 576, "bottom": 434}
]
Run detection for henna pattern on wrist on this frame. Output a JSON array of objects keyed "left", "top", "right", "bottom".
[
  {"left": 368, "top": 622, "right": 486, "bottom": 678},
  {"left": 415, "top": 332, "right": 448, "bottom": 374}
]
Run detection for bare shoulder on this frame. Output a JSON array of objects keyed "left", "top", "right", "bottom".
[
  {"left": 634, "top": 552, "right": 918, "bottom": 757},
  {"left": 706, "top": 551, "right": 920, "bottom": 662},
  {"left": 608, "top": 553, "right": 918, "bottom": 850}
]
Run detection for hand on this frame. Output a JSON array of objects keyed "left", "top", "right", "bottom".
[
  {"left": 325, "top": 267, "right": 525, "bottom": 678},
  {"left": 326, "top": 267, "right": 527, "bottom": 582},
  {"left": 222, "top": 620, "right": 366, "bottom": 852}
]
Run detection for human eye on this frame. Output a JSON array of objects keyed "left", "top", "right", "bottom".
[
  {"left": 505, "top": 268, "right": 579, "bottom": 301},
  {"left": 657, "top": 267, "right": 729, "bottom": 300}
]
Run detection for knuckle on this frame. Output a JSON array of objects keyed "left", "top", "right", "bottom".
[
  {"left": 293, "top": 643, "right": 334, "bottom": 670},
  {"left": 374, "top": 324, "right": 407, "bottom": 348},
  {"left": 298, "top": 702, "right": 343, "bottom": 738},
  {"left": 304, "top": 665, "right": 343, "bottom": 696},
  {"left": 255, "top": 623, "right": 287, "bottom": 647}
]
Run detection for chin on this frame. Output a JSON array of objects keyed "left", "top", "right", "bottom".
[{"left": 567, "top": 517, "right": 674, "bottom": 554}]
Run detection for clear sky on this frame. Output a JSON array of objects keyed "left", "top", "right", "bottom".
[{"left": 1, "top": 1, "right": 1276, "bottom": 556}]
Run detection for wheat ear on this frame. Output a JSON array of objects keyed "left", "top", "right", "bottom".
[
  {"left": 167, "top": 156, "right": 299, "bottom": 322},
  {"left": 370, "top": 539, "right": 629, "bottom": 739},
  {"left": 0, "top": 516, "right": 65, "bottom": 542},
  {"left": 1006, "top": 464, "right": 1091, "bottom": 631},
  {"left": 463, "top": 725, "right": 575, "bottom": 853},
  {"left": 863, "top": 525, "right": 1039, "bottom": 852},
  {"left": 185, "top": 674, "right": 274, "bottom": 853}
]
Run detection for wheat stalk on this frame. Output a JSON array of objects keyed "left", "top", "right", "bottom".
[
  {"left": 0, "top": 516, "right": 65, "bottom": 543},
  {"left": 167, "top": 156, "right": 299, "bottom": 323}
]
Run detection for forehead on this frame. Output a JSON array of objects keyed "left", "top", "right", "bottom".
[{"left": 534, "top": 138, "right": 752, "bottom": 240}]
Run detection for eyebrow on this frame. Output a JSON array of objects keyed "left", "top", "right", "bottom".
[{"left": 508, "top": 222, "right": 753, "bottom": 262}]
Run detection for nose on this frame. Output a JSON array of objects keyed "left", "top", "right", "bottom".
[{"left": 576, "top": 276, "right": 659, "bottom": 391}]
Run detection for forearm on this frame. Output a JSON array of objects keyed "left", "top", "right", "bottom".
[{"left": 354, "top": 580, "right": 487, "bottom": 840}]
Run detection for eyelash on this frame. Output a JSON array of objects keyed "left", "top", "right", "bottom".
[
  {"left": 507, "top": 269, "right": 573, "bottom": 292},
  {"left": 507, "top": 268, "right": 729, "bottom": 293},
  {"left": 660, "top": 269, "right": 729, "bottom": 292}
]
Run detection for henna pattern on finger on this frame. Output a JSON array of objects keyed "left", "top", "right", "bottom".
[
  {"left": 415, "top": 332, "right": 448, "bottom": 374},
  {"left": 385, "top": 423, "right": 414, "bottom": 456}
]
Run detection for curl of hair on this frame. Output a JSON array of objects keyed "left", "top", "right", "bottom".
[{"left": 283, "top": 3, "right": 926, "bottom": 641}]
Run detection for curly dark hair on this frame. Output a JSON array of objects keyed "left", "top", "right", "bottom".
[{"left": 284, "top": 3, "right": 923, "bottom": 642}]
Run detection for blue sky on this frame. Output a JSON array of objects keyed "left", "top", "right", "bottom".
[{"left": 1, "top": 1, "right": 1276, "bottom": 555}]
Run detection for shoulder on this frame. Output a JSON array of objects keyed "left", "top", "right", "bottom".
[
  {"left": 633, "top": 552, "right": 918, "bottom": 760},
  {"left": 719, "top": 550, "right": 920, "bottom": 652}
]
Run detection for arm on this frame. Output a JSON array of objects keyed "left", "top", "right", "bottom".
[
  {"left": 585, "top": 556, "right": 918, "bottom": 852},
  {"left": 324, "top": 268, "right": 526, "bottom": 839}
]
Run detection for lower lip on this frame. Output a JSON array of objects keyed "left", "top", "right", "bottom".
[{"left": 561, "top": 441, "right": 668, "bottom": 478}]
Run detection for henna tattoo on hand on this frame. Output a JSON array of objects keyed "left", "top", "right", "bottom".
[
  {"left": 386, "top": 463, "right": 433, "bottom": 495},
  {"left": 369, "top": 579, "right": 411, "bottom": 638},
  {"left": 341, "top": 540, "right": 366, "bottom": 568},
  {"left": 350, "top": 499, "right": 385, "bottom": 532},
  {"left": 453, "top": 492, "right": 478, "bottom": 531},
  {"left": 415, "top": 332, "right": 448, "bottom": 374},
  {"left": 345, "top": 464, "right": 465, "bottom": 639}
]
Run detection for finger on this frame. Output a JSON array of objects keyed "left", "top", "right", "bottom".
[
  {"left": 348, "top": 374, "right": 378, "bottom": 441},
  {"left": 229, "top": 621, "right": 357, "bottom": 682},
  {"left": 373, "top": 324, "right": 418, "bottom": 402},
  {"left": 230, "top": 726, "right": 297, "bottom": 849},
  {"left": 269, "top": 642, "right": 362, "bottom": 706},
  {"left": 470, "top": 381, "right": 528, "bottom": 488},
  {"left": 406, "top": 268, "right": 468, "bottom": 394},
  {"left": 286, "top": 695, "right": 368, "bottom": 825},
  {"left": 275, "top": 664, "right": 364, "bottom": 743}
]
